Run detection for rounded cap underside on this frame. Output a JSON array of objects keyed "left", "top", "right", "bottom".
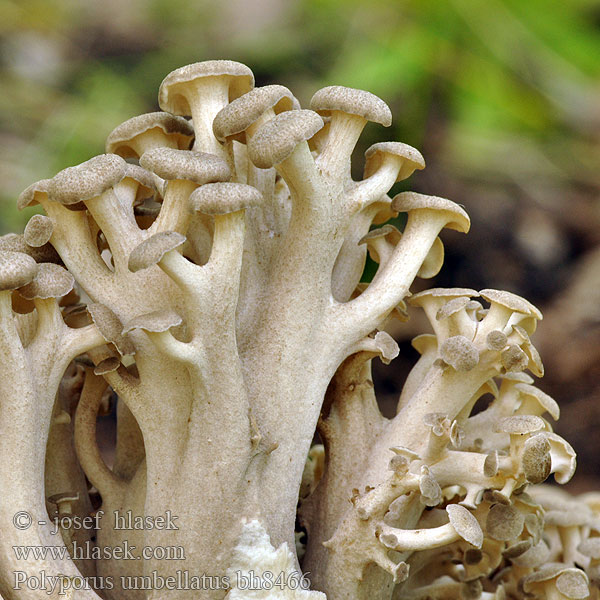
[
  {"left": 106, "top": 112, "right": 194, "bottom": 157},
  {"left": 123, "top": 309, "right": 183, "bottom": 334},
  {"left": 128, "top": 231, "right": 186, "bottom": 272},
  {"left": 159, "top": 60, "right": 254, "bottom": 116},
  {"left": 392, "top": 192, "right": 470, "bottom": 233}
]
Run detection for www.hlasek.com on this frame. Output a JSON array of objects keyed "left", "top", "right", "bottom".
[{"left": 13, "top": 570, "right": 313, "bottom": 595}]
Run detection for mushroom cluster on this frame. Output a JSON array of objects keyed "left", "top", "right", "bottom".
[{"left": 0, "top": 59, "right": 596, "bottom": 600}]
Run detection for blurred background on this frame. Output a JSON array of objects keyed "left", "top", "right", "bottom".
[{"left": 1, "top": 0, "right": 599, "bottom": 489}]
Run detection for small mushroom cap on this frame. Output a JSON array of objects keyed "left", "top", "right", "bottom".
[
  {"left": 371, "top": 331, "right": 399, "bottom": 364},
  {"left": 0, "top": 251, "right": 39, "bottom": 291},
  {"left": 121, "top": 164, "right": 158, "bottom": 203},
  {"left": 446, "top": 504, "right": 483, "bottom": 548},
  {"left": 17, "top": 178, "right": 50, "bottom": 211},
  {"left": 106, "top": 112, "right": 194, "bottom": 157},
  {"left": 358, "top": 224, "right": 402, "bottom": 245},
  {"left": 0, "top": 233, "right": 61, "bottom": 264},
  {"left": 24, "top": 215, "right": 54, "bottom": 247},
  {"left": 128, "top": 231, "right": 186, "bottom": 273},
  {"left": 212, "top": 85, "right": 299, "bottom": 142},
  {"left": 521, "top": 433, "right": 552, "bottom": 484},
  {"left": 87, "top": 303, "right": 135, "bottom": 356},
  {"left": 411, "top": 333, "right": 437, "bottom": 355},
  {"left": 501, "top": 345, "right": 529, "bottom": 373},
  {"left": 48, "top": 154, "right": 127, "bottom": 205},
  {"left": 479, "top": 289, "right": 542, "bottom": 320},
  {"left": 493, "top": 415, "right": 545, "bottom": 435},
  {"left": 391, "top": 192, "right": 470, "bottom": 233},
  {"left": 417, "top": 236, "right": 444, "bottom": 279},
  {"left": 578, "top": 538, "right": 600, "bottom": 560},
  {"left": 158, "top": 60, "right": 254, "bottom": 116},
  {"left": 47, "top": 491, "right": 80, "bottom": 504},
  {"left": 247, "top": 109, "right": 324, "bottom": 169},
  {"left": 189, "top": 182, "right": 263, "bottom": 215},
  {"left": 140, "top": 148, "right": 230, "bottom": 184},
  {"left": 511, "top": 539, "right": 551, "bottom": 568},
  {"left": 487, "top": 330, "right": 509, "bottom": 351},
  {"left": 18, "top": 263, "right": 74, "bottom": 300},
  {"left": 522, "top": 564, "right": 589, "bottom": 599},
  {"left": 408, "top": 288, "right": 479, "bottom": 307},
  {"left": 94, "top": 356, "right": 121, "bottom": 376},
  {"left": 364, "top": 142, "right": 425, "bottom": 181},
  {"left": 484, "top": 451, "right": 499, "bottom": 477},
  {"left": 515, "top": 383, "right": 560, "bottom": 420},
  {"left": 436, "top": 297, "right": 471, "bottom": 321},
  {"left": 486, "top": 504, "right": 524, "bottom": 541},
  {"left": 123, "top": 309, "right": 183, "bottom": 334},
  {"left": 310, "top": 85, "right": 392, "bottom": 126},
  {"left": 440, "top": 335, "right": 479, "bottom": 371}
]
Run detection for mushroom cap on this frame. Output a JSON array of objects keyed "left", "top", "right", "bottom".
[
  {"left": 479, "top": 289, "right": 542, "bottom": 320},
  {"left": 511, "top": 539, "right": 551, "bottom": 568},
  {"left": 500, "top": 344, "right": 529, "bottom": 373},
  {"left": 87, "top": 303, "right": 135, "bottom": 356},
  {"left": 94, "top": 356, "right": 121, "bottom": 376},
  {"left": 522, "top": 564, "right": 589, "bottom": 599},
  {"left": 446, "top": 504, "right": 483, "bottom": 548},
  {"left": 23, "top": 215, "right": 54, "bottom": 248},
  {"left": 158, "top": 60, "right": 254, "bottom": 116},
  {"left": 408, "top": 287, "right": 479, "bottom": 307},
  {"left": 515, "top": 383, "right": 560, "bottom": 420},
  {"left": 17, "top": 178, "right": 50, "bottom": 211},
  {"left": 212, "top": 85, "right": 299, "bottom": 142},
  {"left": 372, "top": 331, "right": 399, "bottom": 364},
  {"left": 140, "top": 148, "right": 230, "bottom": 184},
  {"left": 493, "top": 415, "right": 545, "bottom": 435},
  {"left": 128, "top": 231, "right": 186, "bottom": 273},
  {"left": 411, "top": 333, "right": 437, "bottom": 355},
  {"left": 48, "top": 154, "right": 127, "bottom": 205},
  {"left": 247, "top": 109, "right": 324, "bottom": 169},
  {"left": 391, "top": 192, "right": 470, "bottom": 233},
  {"left": 120, "top": 164, "right": 159, "bottom": 204},
  {"left": 578, "top": 538, "right": 600, "bottom": 560},
  {"left": 0, "top": 233, "right": 61, "bottom": 264},
  {"left": 364, "top": 142, "right": 425, "bottom": 181},
  {"left": 417, "top": 236, "right": 444, "bottom": 279},
  {"left": 358, "top": 224, "right": 402, "bottom": 245},
  {"left": 122, "top": 309, "right": 183, "bottom": 334},
  {"left": 521, "top": 433, "right": 552, "bottom": 484},
  {"left": 486, "top": 329, "right": 509, "bottom": 351},
  {"left": 189, "top": 182, "right": 263, "bottom": 215},
  {"left": 486, "top": 504, "right": 524, "bottom": 541},
  {"left": 440, "top": 335, "right": 479, "bottom": 371},
  {"left": 310, "top": 85, "right": 392, "bottom": 127},
  {"left": 0, "top": 251, "right": 38, "bottom": 291},
  {"left": 436, "top": 297, "right": 471, "bottom": 321},
  {"left": 106, "top": 112, "right": 194, "bottom": 157},
  {"left": 18, "top": 263, "right": 74, "bottom": 300}
]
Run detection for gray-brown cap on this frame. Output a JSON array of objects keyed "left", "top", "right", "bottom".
[
  {"left": 364, "top": 142, "right": 425, "bottom": 182},
  {"left": 122, "top": 309, "right": 183, "bottom": 335},
  {"left": 521, "top": 433, "right": 551, "bottom": 484},
  {"left": 128, "top": 231, "right": 186, "bottom": 273},
  {"left": 310, "top": 85, "right": 392, "bottom": 127},
  {"left": 106, "top": 112, "right": 194, "bottom": 158},
  {"left": 479, "top": 289, "right": 542, "bottom": 320},
  {"left": 247, "top": 109, "right": 324, "bottom": 169},
  {"left": 486, "top": 504, "right": 524, "bottom": 541},
  {"left": 189, "top": 182, "right": 263, "bottom": 215},
  {"left": 48, "top": 154, "right": 127, "bottom": 205},
  {"left": 23, "top": 215, "right": 54, "bottom": 248},
  {"left": 17, "top": 178, "right": 51, "bottom": 211},
  {"left": 392, "top": 192, "right": 471, "bottom": 233},
  {"left": 440, "top": 335, "right": 479, "bottom": 371},
  {"left": 119, "top": 164, "right": 158, "bottom": 206},
  {"left": 158, "top": 60, "right": 254, "bottom": 116},
  {"left": 446, "top": 504, "right": 483, "bottom": 548},
  {"left": 18, "top": 263, "right": 74, "bottom": 300},
  {"left": 0, "top": 233, "right": 61, "bottom": 264},
  {"left": 0, "top": 251, "right": 38, "bottom": 291},
  {"left": 140, "top": 148, "right": 230, "bottom": 184},
  {"left": 493, "top": 415, "right": 545, "bottom": 435},
  {"left": 213, "top": 85, "right": 299, "bottom": 142},
  {"left": 521, "top": 564, "right": 589, "bottom": 599},
  {"left": 94, "top": 356, "right": 121, "bottom": 376},
  {"left": 87, "top": 303, "right": 135, "bottom": 356}
]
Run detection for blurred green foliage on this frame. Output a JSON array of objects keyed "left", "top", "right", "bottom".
[{"left": 0, "top": 0, "right": 599, "bottom": 233}]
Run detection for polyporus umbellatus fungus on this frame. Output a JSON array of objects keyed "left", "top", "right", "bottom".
[{"left": 0, "top": 59, "right": 596, "bottom": 600}]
